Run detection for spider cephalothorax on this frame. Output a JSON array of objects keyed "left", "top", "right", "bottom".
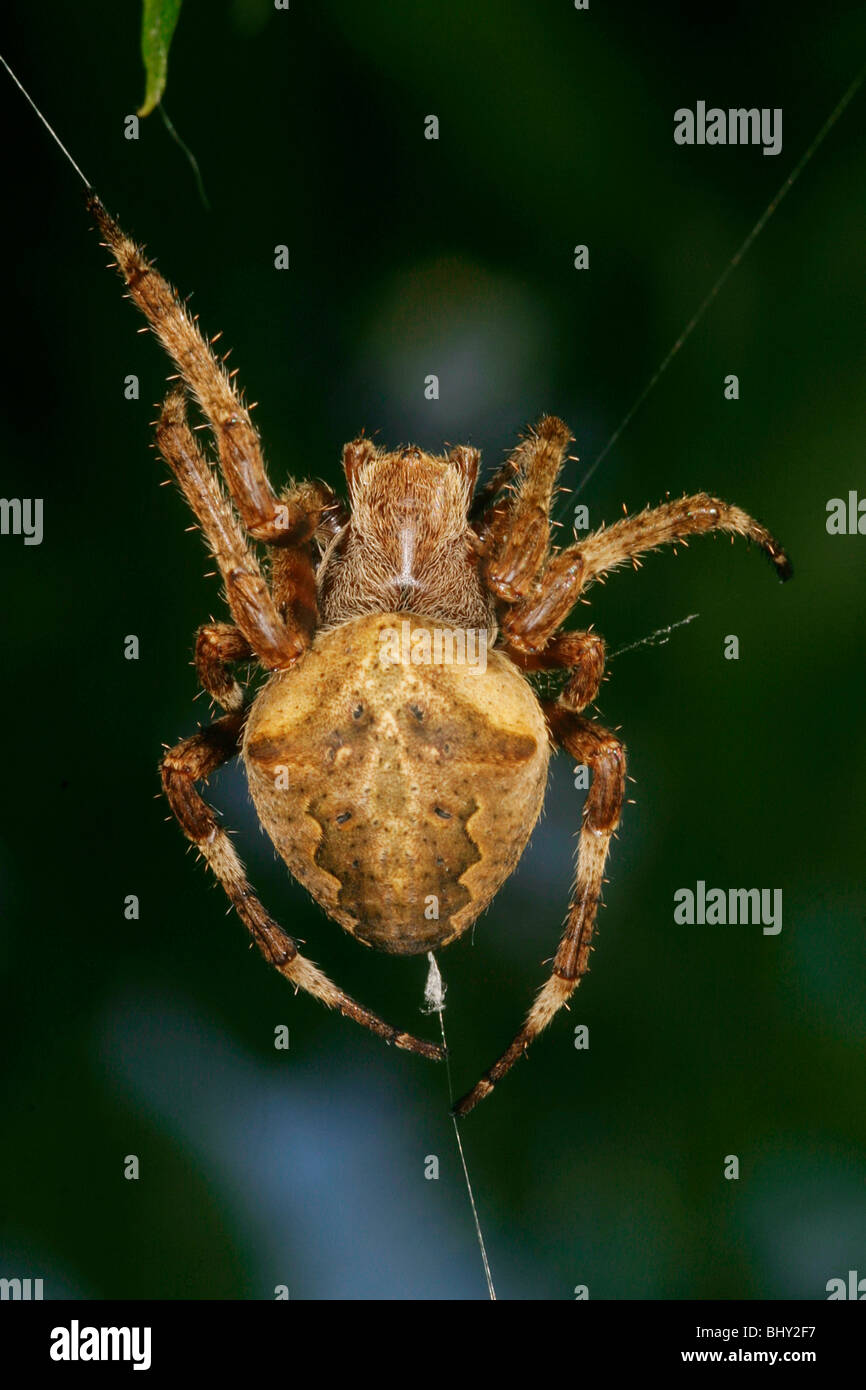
[
  {"left": 319, "top": 439, "right": 494, "bottom": 631},
  {"left": 90, "top": 196, "right": 792, "bottom": 1115}
]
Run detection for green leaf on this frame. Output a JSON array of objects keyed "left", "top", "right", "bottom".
[{"left": 138, "top": 0, "right": 183, "bottom": 117}]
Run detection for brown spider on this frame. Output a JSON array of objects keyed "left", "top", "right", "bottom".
[{"left": 89, "top": 196, "right": 792, "bottom": 1116}]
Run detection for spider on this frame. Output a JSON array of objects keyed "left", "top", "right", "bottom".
[{"left": 89, "top": 195, "right": 792, "bottom": 1116}]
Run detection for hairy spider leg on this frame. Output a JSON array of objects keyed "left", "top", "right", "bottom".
[
  {"left": 454, "top": 708, "right": 625, "bottom": 1115},
  {"left": 502, "top": 486, "right": 792, "bottom": 652},
  {"left": 92, "top": 197, "right": 336, "bottom": 668},
  {"left": 155, "top": 390, "right": 308, "bottom": 670},
  {"left": 479, "top": 415, "right": 573, "bottom": 603},
  {"left": 194, "top": 622, "right": 253, "bottom": 712}
]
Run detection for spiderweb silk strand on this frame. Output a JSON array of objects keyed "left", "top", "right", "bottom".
[
  {"left": 424, "top": 953, "right": 497, "bottom": 1301},
  {"left": 0, "top": 52, "right": 92, "bottom": 188},
  {"left": 571, "top": 62, "right": 866, "bottom": 503}
]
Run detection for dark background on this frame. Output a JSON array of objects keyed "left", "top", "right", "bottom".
[{"left": 0, "top": 0, "right": 864, "bottom": 1299}]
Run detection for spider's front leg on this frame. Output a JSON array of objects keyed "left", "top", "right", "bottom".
[
  {"left": 161, "top": 712, "right": 444, "bottom": 1062},
  {"left": 477, "top": 415, "right": 572, "bottom": 599},
  {"left": 90, "top": 196, "right": 287, "bottom": 544},
  {"left": 155, "top": 389, "right": 315, "bottom": 670},
  {"left": 191, "top": 482, "right": 338, "bottom": 711},
  {"left": 453, "top": 704, "right": 625, "bottom": 1116}
]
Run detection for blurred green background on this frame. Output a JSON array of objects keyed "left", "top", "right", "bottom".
[{"left": 0, "top": 0, "right": 864, "bottom": 1300}]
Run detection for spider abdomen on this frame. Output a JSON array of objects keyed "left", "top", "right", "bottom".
[{"left": 243, "top": 612, "right": 549, "bottom": 955}]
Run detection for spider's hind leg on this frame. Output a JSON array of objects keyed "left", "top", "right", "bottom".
[
  {"left": 161, "top": 713, "right": 444, "bottom": 1063},
  {"left": 453, "top": 704, "right": 625, "bottom": 1116}
]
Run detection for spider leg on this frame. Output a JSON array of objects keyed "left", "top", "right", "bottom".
[
  {"left": 195, "top": 623, "right": 253, "bottom": 712},
  {"left": 453, "top": 703, "right": 625, "bottom": 1116},
  {"left": 266, "top": 479, "right": 342, "bottom": 647},
  {"left": 503, "top": 493, "right": 792, "bottom": 652},
  {"left": 155, "top": 388, "right": 309, "bottom": 669},
  {"left": 479, "top": 416, "right": 572, "bottom": 599},
  {"left": 576, "top": 494, "right": 792, "bottom": 590},
  {"left": 469, "top": 454, "right": 520, "bottom": 531},
  {"left": 161, "top": 712, "right": 444, "bottom": 1062},
  {"left": 90, "top": 195, "right": 325, "bottom": 548},
  {"left": 504, "top": 629, "right": 606, "bottom": 713}
]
